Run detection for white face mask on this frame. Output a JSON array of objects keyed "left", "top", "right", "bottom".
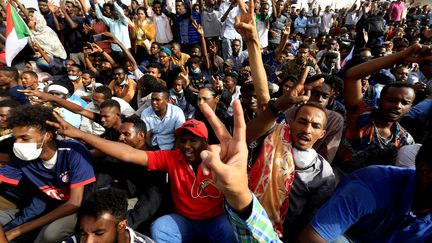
[
  {"left": 13, "top": 134, "right": 47, "bottom": 161},
  {"left": 292, "top": 147, "right": 317, "bottom": 169},
  {"left": 68, "top": 75, "right": 79, "bottom": 81}
]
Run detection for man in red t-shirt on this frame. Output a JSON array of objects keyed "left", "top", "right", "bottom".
[{"left": 48, "top": 115, "right": 235, "bottom": 242}]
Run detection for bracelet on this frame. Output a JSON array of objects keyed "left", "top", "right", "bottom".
[{"left": 267, "top": 99, "right": 284, "bottom": 117}]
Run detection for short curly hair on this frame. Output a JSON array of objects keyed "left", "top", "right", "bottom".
[
  {"left": 8, "top": 105, "right": 56, "bottom": 133},
  {"left": 78, "top": 188, "right": 128, "bottom": 223}
]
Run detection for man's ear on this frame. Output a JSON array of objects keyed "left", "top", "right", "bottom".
[
  {"left": 117, "top": 219, "right": 128, "bottom": 232},
  {"left": 320, "top": 129, "right": 326, "bottom": 140}
]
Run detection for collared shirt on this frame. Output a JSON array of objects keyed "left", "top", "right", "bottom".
[
  {"left": 228, "top": 51, "right": 249, "bottom": 72},
  {"left": 162, "top": 0, "right": 192, "bottom": 44},
  {"left": 147, "top": 8, "right": 173, "bottom": 44},
  {"left": 225, "top": 193, "right": 281, "bottom": 243},
  {"left": 146, "top": 149, "right": 224, "bottom": 219},
  {"left": 294, "top": 16, "right": 307, "bottom": 34},
  {"left": 335, "top": 101, "right": 414, "bottom": 172},
  {"left": 140, "top": 104, "right": 185, "bottom": 150},
  {"left": 171, "top": 52, "right": 190, "bottom": 67},
  {"left": 95, "top": 2, "right": 131, "bottom": 51},
  {"left": 219, "top": 1, "right": 242, "bottom": 39},
  {"left": 108, "top": 78, "right": 137, "bottom": 103}
]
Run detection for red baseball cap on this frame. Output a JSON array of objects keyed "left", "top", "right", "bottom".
[{"left": 175, "top": 119, "right": 208, "bottom": 139}]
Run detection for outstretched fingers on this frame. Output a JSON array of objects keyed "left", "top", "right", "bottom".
[
  {"left": 200, "top": 103, "right": 232, "bottom": 142},
  {"left": 231, "top": 100, "right": 246, "bottom": 143},
  {"left": 237, "top": 0, "right": 247, "bottom": 14}
]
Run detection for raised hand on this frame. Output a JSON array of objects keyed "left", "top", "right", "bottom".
[
  {"left": 209, "top": 41, "right": 217, "bottom": 54},
  {"left": 46, "top": 111, "right": 82, "bottom": 139},
  {"left": 191, "top": 20, "right": 204, "bottom": 36},
  {"left": 402, "top": 44, "right": 432, "bottom": 64},
  {"left": 199, "top": 100, "right": 251, "bottom": 211},
  {"left": 19, "top": 89, "right": 53, "bottom": 103},
  {"left": 275, "top": 66, "right": 324, "bottom": 110},
  {"left": 90, "top": 43, "right": 103, "bottom": 53},
  {"left": 179, "top": 66, "right": 190, "bottom": 86},
  {"left": 283, "top": 22, "right": 291, "bottom": 36},
  {"left": 234, "top": 0, "right": 258, "bottom": 43}
]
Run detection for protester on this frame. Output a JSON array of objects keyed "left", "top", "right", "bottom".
[{"left": 0, "top": 0, "right": 430, "bottom": 241}]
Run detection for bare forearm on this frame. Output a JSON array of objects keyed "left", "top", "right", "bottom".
[
  {"left": 79, "top": 131, "right": 148, "bottom": 166},
  {"left": 246, "top": 108, "right": 276, "bottom": 144},
  {"left": 11, "top": 203, "right": 78, "bottom": 237},
  {"left": 246, "top": 41, "right": 270, "bottom": 112},
  {"left": 200, "top": 35, "right": 210, "bottom": 70},
  {"left": 63, "top": 12, "right": 78, "bottom": 29}
]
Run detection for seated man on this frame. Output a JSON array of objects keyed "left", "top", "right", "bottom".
[
  {"left": 22, "top": 90, "right": 124, "bottom": 142},
  {"left": 108, "top": 67, "right": 137, "bottom": 103},
  {"left": 0, "top": 67, "right": 30, "bottom": 105},
  {"left": 47, "top": 82, "right": 84, "bottom": 128},
  {"left": 48, "top": 116, "right": 235, "bottom": 242},
  {"left": 0, "top": 105, "right": 95, "bottom": 242},
  {"left": 140, "top": 86, "right": 185, "bottom": 150},
  {"left": 64, "top": 188, "right": 154, "bottom": 243},
  {"left": 20, "top": 71, "right": 45, "bottom": 92},
  {"left": 80, "top": 86, "right": 135, "bottom": 136},
  {"left": 285, "top": 74, "right": 344, "bottom": 163},
  {"left": 0, "top": 99, "right": 20, "bottom": 165},
  {"left": 335, "top": 45, "right": 423, "bottom": 173},
  {"left": 297, "top": 139, "right": 432, "bottom": 242},
  {"left": 246, "top": 68, "right": 335, "bottom": 237}
]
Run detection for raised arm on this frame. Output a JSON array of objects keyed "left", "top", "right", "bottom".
[
  {"left": 47, "top": 112, "right": 149, "bottom": 166},
  {"left": 192, "top": 21, "right": 210, "bottom": 70},
  {"left": 234, "top": 0, "right": 269, "bottom": 112},
  {"left": 274, "top": 22, "right": 290, "bottom": 57},
  {"left": 20, "top": 90, "right": 96, "bottom": 121},
  {"left": 200, "top": 101, "right": 280, "bottom": 242},
  {"left": 48, "top": 3, "right": 63, "bottom": 31},
  {"left": 60, "top": 2, "right": 78, "bottom": 29},
  {"left": 114, "top": 1, "right": 128, "bottom": 25},
  {"left": 344, "top": 44, "right": 432, "bottom": 108},
  {"left": 94, "top": 0, "right": 111, "bottom": 25},
  {"left": 12, "top": 0, "right": 28, "bottom": 18},
  {"left": 102, "top": 32, "right": 137, "bottom": 70}
]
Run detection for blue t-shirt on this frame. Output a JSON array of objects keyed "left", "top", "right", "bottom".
[
  {"left": 311, "top": 166, "right": 432, "bottom": 242},
  {"left": 8, "top": 85, "right": 30, "bottom": 105},
  {"left": 0, "top": 139, "right": 95, "bottom": 201}
]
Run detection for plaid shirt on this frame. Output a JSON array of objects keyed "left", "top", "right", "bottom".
[{"left": 225, "top": 194, "right": 281, "bottom": 243}]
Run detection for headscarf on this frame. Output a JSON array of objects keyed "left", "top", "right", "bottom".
[{"left": 31, "top": 11, "right": 67, "bottom": 59}]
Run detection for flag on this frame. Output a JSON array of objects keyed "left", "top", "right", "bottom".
[{"left": 5, "top": 3, "right": 30, "bottom": 66}]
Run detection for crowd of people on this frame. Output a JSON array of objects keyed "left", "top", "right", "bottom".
[{"left": 0, "top": 0, "right": 430, "bottom": 241}]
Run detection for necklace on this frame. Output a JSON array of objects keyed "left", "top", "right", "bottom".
[{"left": 373, "top": 122, "right": 394, "bottom": 148}]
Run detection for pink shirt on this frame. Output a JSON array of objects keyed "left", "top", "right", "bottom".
[{"left": 389, "top": 1, "right": 405, "bottom": 22}]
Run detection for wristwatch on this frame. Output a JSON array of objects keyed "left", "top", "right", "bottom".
[{"left": 267, "top": 99, "right": 284, "bottom": 117}]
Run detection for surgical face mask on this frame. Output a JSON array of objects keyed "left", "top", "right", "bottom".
[
  {"left": 13, "top": 133, "right": 47, "bottom": 161},
  {"left": 68, "top": 75, "right": 79, "bottom": 81},
  {"left": 119, "top": 79, "right": 126, "bottom": 86},
  {"left": 292, "top": 147, "right": 317, "bottom": 169},
  {"left": 191, "top": 67, "right": 200, "bottom": 74}
]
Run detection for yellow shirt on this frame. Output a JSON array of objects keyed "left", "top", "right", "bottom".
[
  {"left": 108, "top": 78, "right": 137, "bottom": 103},
  {"left": 133, "top": 19, "right": 156, "bottom": 47},
  {"left": 171, "top": 53, "right": 190, "bottom": 67}
]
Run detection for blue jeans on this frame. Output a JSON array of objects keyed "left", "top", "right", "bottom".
[{"left": 150, "top": 213, "right": 235, "bottom": 243}]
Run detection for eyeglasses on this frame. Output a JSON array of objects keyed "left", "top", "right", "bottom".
[
  {"left": 113, "top": 73, "right": 124, "bottom": 76},
  {"left": 159, "top": 56, "right": 169, "bottom": 59}
]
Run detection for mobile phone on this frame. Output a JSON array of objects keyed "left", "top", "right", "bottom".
[{"left": 93, "top": 34, "right": 104, "bottom": 42}]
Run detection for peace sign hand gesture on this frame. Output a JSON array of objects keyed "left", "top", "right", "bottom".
[
  {"left": 275, "top": 67, "right": 324, "bottom": 110},
  {"left": 234, "top": 0, "right": 259, "bottom": 44}
]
